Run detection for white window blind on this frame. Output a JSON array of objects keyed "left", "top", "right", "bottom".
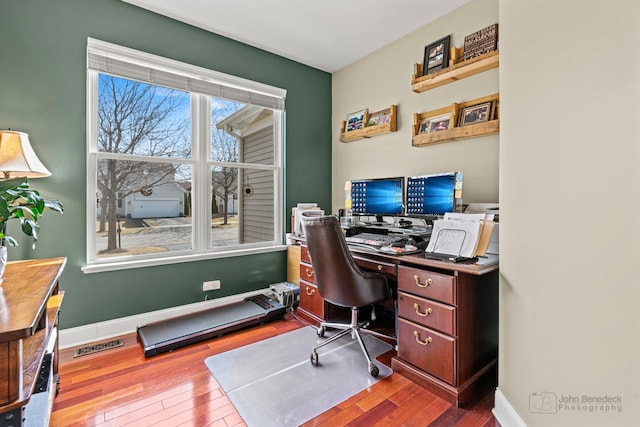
[{"left": 87, "top": 38, "right": 286, "bottom": 111}]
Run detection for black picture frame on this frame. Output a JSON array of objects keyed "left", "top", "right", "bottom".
[{"left": 422, "top": 35, "right": 451, "bottom": 76}]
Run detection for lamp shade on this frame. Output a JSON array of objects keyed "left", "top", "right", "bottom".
[{"left": 0, "top": 130, "right": 51, "bottom": 179}]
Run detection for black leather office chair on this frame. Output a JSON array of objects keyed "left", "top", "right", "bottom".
[{"left": 302, "top": 214, "right": 394, "bottom": 377}]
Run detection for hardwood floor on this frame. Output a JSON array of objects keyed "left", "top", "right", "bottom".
[{"left": 52, "top": 313, "right": 496, "bottom": 426}]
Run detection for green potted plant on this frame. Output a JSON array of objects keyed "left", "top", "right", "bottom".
[{"left": 0, "top": 177, "right": 63, "bottom": 277}]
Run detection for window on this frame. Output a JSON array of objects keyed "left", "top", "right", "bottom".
[{"left": 84, "top": 39, "right": 286, "bottom": 273}]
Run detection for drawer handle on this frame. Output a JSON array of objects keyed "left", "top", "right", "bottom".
[
  {"left": 413, "top": 303, "right": 433, "bottom": 317},
  {"left": 377, "top": 264, "right": 383, "bottom": 271},
  {"left": 414, "top": 275, "right": 433, "bottom": 287},
  {"left": 306, "top": 287, "right": 315, "bottom": 296},
  {"left": 414, "top": 331, "right": 433, "bottom": 346},
  {"left": 305, "top": 268, "right": 313, "bottom": 278}
]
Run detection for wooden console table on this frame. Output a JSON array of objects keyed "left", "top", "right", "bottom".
[
  {"left": 296, "top": 242, "right": 498, "bottom": 407},
  {"left": 0, "top": 257, "right": 66, "bottom": 426}
]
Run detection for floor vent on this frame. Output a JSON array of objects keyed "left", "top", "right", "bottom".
[{"left": 74, "top": 339, "right": 124, "bottom": 358}]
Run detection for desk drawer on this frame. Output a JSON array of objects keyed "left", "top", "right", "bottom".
[
  {"left": 398, "top": 266, "right": 455, "bottom": 305},
  {"left": 353, "top": 256, "right": 397, "bottom": 279},
  {"left": 299, "top": 262, "right": 316, "bottom": 284},
  {"left": 398, "top": 291, "right": 456, "bottom": 336},
  {"left": 397, "top": 318, "right": 455, "bottom": 385},
  {"left": 301, "top": 245, "right": 311, "bottom": 264},
  {"left": 299, "top": 279, "right": 324, "bottom": 318}
]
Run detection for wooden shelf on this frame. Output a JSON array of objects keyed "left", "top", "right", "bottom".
[
  {"left": 413, "top": 119, "right": 499, "bottom": 147},
  {"left": 412, "top": 93, "right": 499, "bottom": 147},
  {"left": 340, "top": 105, "right": 397, "bottom": 143},
  {"left": 412, "top": 50, "right": 499, "bottom": 93}
]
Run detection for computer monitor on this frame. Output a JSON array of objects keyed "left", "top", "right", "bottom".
[
  {"left": 350, "top": 177, "right": 404, "bottom": 220},
  {"left": 406, "top": 171, "right": 462, "bottom": 217}
]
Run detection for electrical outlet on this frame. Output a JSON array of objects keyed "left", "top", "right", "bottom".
[{"left": 203, "top": 280, "right": 221, "bottom": 291}]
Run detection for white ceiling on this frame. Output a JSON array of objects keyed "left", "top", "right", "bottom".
[{"left": 122, "top": 0, "right": 471, "bottom": 73}]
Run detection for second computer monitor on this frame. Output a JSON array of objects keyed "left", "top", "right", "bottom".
[
  {"left": 406, "top": 171, "right": 461, "bottom": 217},
  {"left": 351, "top": 177, "right": 404, "bottom": 217}
]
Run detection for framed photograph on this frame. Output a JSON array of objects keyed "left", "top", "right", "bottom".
[
  {"left": 422, "top": 35, "right": 451, "bottom": 76},
  {"left": 345, "top": 109, "right": 367, "bottom": 132},
  {"left": 366, "top": 115, "right": 379, "bottom": 126},
  {"left": 428, "top": 113, "right": 451, "bottom": 132},
  {"left": 418, "top": 117, "right": 431, "bottom": 134},
  {"left": 458, "top": 101, "right": 494, "bottom": 126}
]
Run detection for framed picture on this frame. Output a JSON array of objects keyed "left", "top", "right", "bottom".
[
  {"left": 458, "top": 101, "right": 494, "bottom": 126},
  {"left": 345, "top": 109, "right": 367, "bottom": 132},
  {"left": 366, "top": 113, "right": 381, "bottom": 126},
  {"left": 367, "top": 112, "right": 390, "bottom": 126},
  {"left": 418, "top": 117, "right": 431, "bottom": 134},
  {"left": 428, "top": 113, "right": 451, "bottom": 132},
  {"left": 422, "top": 35, "right": 451, "bottom": 76},
  {"left": 463, "top": 23, "right": 498, "bottom": 61}
]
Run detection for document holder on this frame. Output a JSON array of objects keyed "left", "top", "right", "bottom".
[
  {"left": 425, "top": 228, "right": 476, "bottom": 262},
  {"left": 425, "top": 213, "right": 494, "bottom": 261},
  {"left": 424, "top": 252, "right": 476, "bottom": 263}
]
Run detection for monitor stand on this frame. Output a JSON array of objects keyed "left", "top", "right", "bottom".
[{"left": 366, "top": 215, "right": 389, "bottom": 226}]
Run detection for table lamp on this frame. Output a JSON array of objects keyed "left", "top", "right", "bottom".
[
  {"left": 0, "top": 129, "right": 55, "bottom": 254},
  {"left": 0, "top": 130, "right": 51, "bottom": 179}
]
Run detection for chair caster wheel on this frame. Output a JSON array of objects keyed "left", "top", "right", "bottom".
[
  {"left": 317, "top": 327, "right": 325, "bottom": 337},
  {"left": 310, "top": 351, "right": 319, "bottom": 366},
  {"left": 369, "top": 365, "right": 379, "bottom": 377}
]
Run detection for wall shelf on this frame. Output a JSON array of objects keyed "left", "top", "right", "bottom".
[
  {"left": 412, "top": 50, "right": 499, "bottom": 93},
  {"left": 339, "top": 105, "right": 397, "bottom": 143},
  {"left": 412, "top": 93, "right": 499, "bottom": 147}
]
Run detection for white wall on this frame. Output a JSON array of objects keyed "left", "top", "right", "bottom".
[
  {"left": 332, "top": 0, "right": 640, "bottom": 425},
  {"left": 331, "top": 0, "right": 499, "bottom": 215},
  {"left": 498, "top": 0, "right": 639, "bottom": 426}
]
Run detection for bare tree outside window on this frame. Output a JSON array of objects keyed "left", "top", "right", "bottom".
[
  {"left": 86, "top": 40, "right": 284, "bottom": 269},
  {"left": 97, "top": 75, "right": 190, "bottom": 253}
]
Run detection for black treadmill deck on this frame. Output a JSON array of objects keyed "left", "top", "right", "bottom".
[{"left": 137, "top": 295, "right": 286, "bottom": 357}]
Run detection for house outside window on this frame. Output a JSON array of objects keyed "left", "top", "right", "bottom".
[{"left": 84, "top": 39, "right": 286, "bottom": 273}]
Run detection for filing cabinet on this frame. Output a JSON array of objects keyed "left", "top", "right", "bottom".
[
  {"left": 392, "top": 264, "right": 498, "bottom": 407},
  {"left": 296, "top": 244, "right": 396, "bottom": 325},
  {"left": 298, "top": 246, "right": 324, "bottom": 321}
]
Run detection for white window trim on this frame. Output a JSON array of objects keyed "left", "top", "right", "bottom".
[{"left": 83, "top": 39, "right": 286, "bottom": 274}]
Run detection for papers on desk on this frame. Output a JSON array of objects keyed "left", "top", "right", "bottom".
[
  {"left": 425, "top": 213, "right": 495, "bottom": 258},
  {"left": 291, "top": 203, "right": 324, "bottom": 236},
  {"left": 378, "top": 244, "right": 423, "bottom": 255}
]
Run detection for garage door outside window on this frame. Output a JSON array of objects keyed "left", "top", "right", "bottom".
[{"left": 84, "top": 39, "right": 286, "bottom": 273}]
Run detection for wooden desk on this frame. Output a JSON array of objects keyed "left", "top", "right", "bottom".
[
  {"left": 0, "top": 257, "right": 66, "bottom": 426},
  {"left": 296, "top": 243, "right": 497, "bottom": 407}
]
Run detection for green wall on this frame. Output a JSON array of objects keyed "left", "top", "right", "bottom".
[{"left": 0, "top": 0, "right": 332, "bottom": 329}]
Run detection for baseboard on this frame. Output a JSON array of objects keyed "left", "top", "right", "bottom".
[
  {"left": 59, "top": 289, "right": 268, "bottom": 349},
  {"left": 493, "top": 387, "right": 528, "bottom": 427}
]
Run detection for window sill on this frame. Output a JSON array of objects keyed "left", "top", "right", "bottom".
[{"left": 82, "top": 245, "right": 288, "bottom": 274}]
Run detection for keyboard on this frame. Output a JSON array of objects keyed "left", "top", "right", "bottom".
[{"left": 345, "top": 232, "right": 404, "bottom": 247}]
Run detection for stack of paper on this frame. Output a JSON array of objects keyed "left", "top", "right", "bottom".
[
  {"left": 425, "top": 213, "right": 495, "bottom": 258},
  {"left": 291, "top": 203, "right": 324, "bottom": 236}
]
